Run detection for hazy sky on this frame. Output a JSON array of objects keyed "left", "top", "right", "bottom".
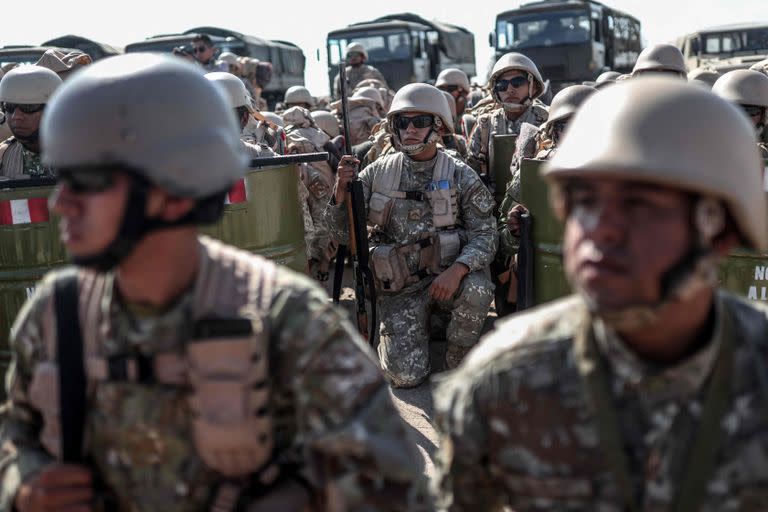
[{"left": 2, "top": 0, "right": 766, "bottom": 95}]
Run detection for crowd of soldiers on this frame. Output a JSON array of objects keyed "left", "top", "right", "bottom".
[{"left": 0, "top": 32, "right": 767, "bottom": 511}]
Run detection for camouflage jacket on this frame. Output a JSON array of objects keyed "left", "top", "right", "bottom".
[
  {"left": 333, "top": 65, "right": 388, "bottom": 99},
  {"left": 0, "top": 237, "right": 430, "bottom": 511},
  {"left": 0, "top": 138, "right": 55, "bottom": 180},
  {"left": 466, "top": 103, "right": 548, "bottom": 177},
  {"left": 434, "top": 292, "right": 768, "bottom": 512},
  {"left": 325, "top": 150, "right": 497, "bottom": 276}
]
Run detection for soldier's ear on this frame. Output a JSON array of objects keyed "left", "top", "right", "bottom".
[{"left": 145, "top": 187, "right": 196, "bottom": 222}]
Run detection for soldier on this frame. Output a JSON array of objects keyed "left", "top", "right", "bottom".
[
  {"left": 355, "top": 78, "right": 394, "bottom": 111},
  {"left": 326, "top": 83, "right": 497, "bottom": 388},
  {"left": 712, "top": 69, "right": 768, "bottom": 158},
  {"left": 35, "top": 48, "right": 92, "bottom": 80},
  {"left": 311, "top": 110, "right": 341, "bottom": 139},
  {"left": 283, "top": 85, "right": 315, "bottom": 111},
  {"left": 435, "top": 68, "right": 471, "bottom": 136},
  {"left": 594, "top": 70, "right": 621, "bottom": 89},
  {"left": 191, "top": 33, "right": 227, "bottom": 72},
  {"left": 282, "top": 106, "right": 338, "bottom": 282},
  {"left": 466, "top": 53, "right": 548, "bottom": 187},
  {"left": 440, "top": 90, "right": 468, "bottom": 161},
  {"left": 631, "top": 43, "right": 687, "bottom": 79},
  {"left": 1, "top": 54, "right": 429, "bottom": 512},
  {"left": 688, "top": 67, "right": 720, "bottom": 89},
  {"left": 495, "top": 84, "right": 596, "bottom": 317},
  {"left": 205, "top": 72, "right": 275, "bottom": 158},
  {"left": 433, "top": 77, "right": 768, "bottom": 511},
  {"left": 0, "top": 65, "right": 62, "bottom": 180},
  {"left": 332, "top": 43, "right": 388, "bottom": 99},
  {"left": 330, "top": 89, "right": 382, "bottom": 146}
]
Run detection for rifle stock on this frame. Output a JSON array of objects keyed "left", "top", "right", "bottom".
[{"left": 516, "top": 213, "right": 534, "bottom": 311}]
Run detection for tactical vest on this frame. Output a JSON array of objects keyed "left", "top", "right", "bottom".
[
  {"left": 28, "top": 238, "right": 280, "bottom": 508},
  {"left": 367, "top": 152, "right": 464, "bottom": 292}
]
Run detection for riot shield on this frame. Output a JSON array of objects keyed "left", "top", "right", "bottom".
[{"left": 490, "top": 133, "right": 517, "bottom": 205}]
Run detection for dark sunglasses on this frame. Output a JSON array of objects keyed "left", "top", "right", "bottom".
[
  {"left": 494, "top": 75, "right": 528, "bottom": 92},
  {"left": 193, "top": 46, "right": 209, "bottom": 54},
  {"left": 58, "top": 167, "right": 118, "bottom": 194},
  {"left": 1, "top": 103, "right": 44, "bottom": 115},
  {"left": 393, "top": 114, "right": 434, "bottom": 130},
  {"left": 743, "top": 105, "right": 764, "bottom": 117}
]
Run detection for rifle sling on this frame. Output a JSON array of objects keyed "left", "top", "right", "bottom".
[
  {"left": 574, "top": 311, "right": 734, "bottom": 512},
  {"left": 54, "top": 274, "right": 87, "bottom": 463}
]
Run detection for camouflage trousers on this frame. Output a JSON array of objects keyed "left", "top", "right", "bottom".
[{"left": 376, "top": 270, "right": 494, "bottom": 388}]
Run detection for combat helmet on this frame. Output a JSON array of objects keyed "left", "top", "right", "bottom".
[
  {"left": 311, "top": 110, "right": 340, "bottom": 138},
  {"left": 712, "top": 69, "right": 768, "bottom": 108},
  {"left": 284, "top": 85, "right": 314, "bottom": 107},
  {"left": 632, "top": 43, "right": 686, "bottom": 78},
  {"left": 0, "top": 65, "right": 62, "bottom": 104},
  {"left": 489, "top": 52, "right": 545, "bottom": 110},
  {"left": 687, "top": 67, "right": 720, "bottom": 89},
  {"left": 436, "top": 68, "right": 471, "bottom": 95},
  {"left": 387, "top": 83, "right": 454, "bottom": 155},
  {"left": 205, "top": 71, "right": 254, "bottom": 111},
  {"left": 346, "top": 42, "right": 368, "bottom": 60},
  {"left": 594, "top": 70, "right": 621, "bottom": 89},
  {"left": 546, "top": 84, "right": 597, "bottom": 126},
  {"left": 544, "top": 77, "right": 766, "bottom": 328},
  {"left": 42, "top": 53, "right": 247, "bottom": 269}
]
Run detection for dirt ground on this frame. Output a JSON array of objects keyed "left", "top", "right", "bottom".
[{"left": 321, "top": 267, "right": 497, "bottom": 478}]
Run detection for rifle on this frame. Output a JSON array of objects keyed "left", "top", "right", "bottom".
[
  {"left": 331, "top": 62, "right": 377, "bottom": 347},
  {"left": 515, "top": 212, "right": 534, "bottom": 311}
]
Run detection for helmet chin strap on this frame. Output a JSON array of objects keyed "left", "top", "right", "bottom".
[
  {"left": 585, "top": 197, "right": 725, "bottom": 333},
  {"left": 392, "top": 116, "right": 442, "bottom": 156}
]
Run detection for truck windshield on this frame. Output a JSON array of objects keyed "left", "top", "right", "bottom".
[
  {"left": 496, "top": 9, "right": 591, "bottom": 49},
  {"left": 328, "top": 31, "right": 411, "bottom": 64},
  {"left": 701, "top": 27, "right": 768, "bottom": 56}
]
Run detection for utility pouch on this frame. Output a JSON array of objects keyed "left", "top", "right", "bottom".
[
  {"left": 427, "top": 188, "right": 458, "bottom": 228},
  {"left": 187, "top": 333, "right": 273, "bottom": 478},
  {"left": 435, "top": 230, "right": 462, "bottom": 268},
  {"left": 29, "top": 362, "right": 63, "bottom": 458},
  {"left": 367, "top": 191, "right": 394, "bottom": 227},
  {"left": 370, "top": 245, "right": 410, "bottom": 292}
]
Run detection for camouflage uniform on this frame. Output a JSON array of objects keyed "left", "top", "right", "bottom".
[
  {"left": 466, "top": 102, "right": 548, "bottom": 182},
  {"left": 434, "top": 292, "right": 768, "bottom": 511},
  {"left": 333, "top": 65, "right": 388, "bottom": 99},
  {"left": 0, "top": 236, "right": 430, "bottom": 511},
  {"left": 331, "top": 98, "right": 382, "bottom": 146},
  {"left": 0, "top": 138, "right": 54, "bottom": 179},
  {"left": 325, "top": 150, "right": 497, "bottom": 387}
]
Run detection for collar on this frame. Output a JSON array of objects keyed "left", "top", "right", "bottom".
[
  {"left": 404, "top": 152, "right": 438, "bottom": 174},
  {"left": 591, "top": 292, "right": 724, "bottom": 404}
]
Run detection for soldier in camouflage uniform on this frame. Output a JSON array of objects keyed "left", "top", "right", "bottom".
[
  {"left": 466, "top": 53, "right": 548, "bottom": 187},
  {"left": 434, "top": 77, "right": 768, "bottom": 511},
  {"left": 0, "top": 65, "right": 62, "bottom": 179},
  {"left": 327, "top": 83, "right": 496, "bottom": 388},
  {"left": 330, "top": 89, "right": 383, "bottom": 146},
  {"left": 0, "top": 54, "right": 430, "bottom": 512},
  {"left": 495, "top": 85, "right": 596, "bottom": 317},
  {"left": 282, "top": 106, "right": 338, "bottom": 282},
  {"left": 436, "top": 69, "right": 471, "bottom": 137},
  {"left": 332, "top": 43, "right": 388, "bottom": 100},
  {"left": 712, "top": 69, "right": 768, "bottom": 158},
  {"left": 631, "top": 43, "right": 687, "bottom": 79}
]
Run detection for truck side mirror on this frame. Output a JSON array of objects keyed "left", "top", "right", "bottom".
[
  {"left": 316, "top": 48, "right": 320, "bottom": 62},
  {"left": 489, "top": 31, "right": 496, "bottom": 48}
]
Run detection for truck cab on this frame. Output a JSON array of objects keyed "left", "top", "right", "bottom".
[{"left": 676, "top": 23, "right": 768, "bottom": 73}]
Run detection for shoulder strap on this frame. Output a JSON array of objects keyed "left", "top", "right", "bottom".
[
  {"left": 54, "top": 273, "right": 86, "bottom": 463},
  {"left": 432, "top": 151, "right": 456, "bottom": 183}
]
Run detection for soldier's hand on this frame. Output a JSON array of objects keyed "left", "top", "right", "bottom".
[
  {"left": 15, "top": 463, "right": 93, "bottom": 512},
  {"left": 335, "top": 155, "right": 359, "bottom": 205},
  {"left": 429, "top": 263, "right": 469, "bottom": 302},
  {"left": 506, "top": 204, "right": 529, "bottom": 237}
]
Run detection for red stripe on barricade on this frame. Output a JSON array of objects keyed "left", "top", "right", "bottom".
[{"left": 226, "top": 179, "right": 247, "bottom": 204}]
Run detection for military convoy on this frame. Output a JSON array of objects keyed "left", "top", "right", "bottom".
[
  {"left": 326, "top": 14, "right": 476, "bottom": 92},
  {"left": 125, "top": 27, "right": 306, "bottom": 108},
  {"left": 490, "top": 0, "right": 642, "bottom": 90},
  {"left": 675, "top": 22, "right": 768, "bottom": 74}
]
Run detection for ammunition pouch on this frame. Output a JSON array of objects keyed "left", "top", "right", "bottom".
[
  {"left": 370, "top": 244, "right": 411, "bottom": 292},
  {"left": 367, "top": 191, "right": 394, "bottom": 227},
  {"left": 434, "top": 230, "right": 462, "bottom": 268},
  {"left": 426, "top": 188, "right": 458, "bottom": 228},
  {"left": 187, "top": 337, "right": 274, "bottom": 478}
]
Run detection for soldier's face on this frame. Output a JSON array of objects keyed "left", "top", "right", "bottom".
[
  {"left": 496, "top": 70, "right": 530, "bottom": 104},
  {"left": 6, "top": 105, "right": 43, "bottom": 138},
  {"left": 562, "top": 178, "right": 692, "bottom": 310},
  {"left": 193, "top": 43, "right": 215, "bottom": 63},
  {"left": 347, "top": 52, "right": 364, "bottom": 67},
  {"left": 50, "top": 171, "right": 129, "bottom": 257}
]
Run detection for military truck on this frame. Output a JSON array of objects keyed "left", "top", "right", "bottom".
[
  {"left": 675, "top": 23, "right": 768, "bottom": 74},
  {"left": 125, "top": 27, "right": 306, "bottom": 108},
  {"left": 326, "top": 13, "right": 476, "bottom": 93},
  {"left": 0, "top": 156, "right": 314, "bottom": 390},
  {"left": 490, "top": 0, "right": 642, "bottom": 90},
  {"left": 516, "top": 158, "right": 768, "bottom": 308}
]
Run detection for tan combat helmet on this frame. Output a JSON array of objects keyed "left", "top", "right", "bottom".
[
  {"left": 352, "top": 86, "right": 384, "bottom": 109},
  {"left": 544, "top": 77, "right": 767, "bottom": 251},
  {"left": 441, "top": 90, "right": 457, "bottom": 120},
  {"left": 42, "top": 54, "right": 247, "bottom": 199},
  {"left": 632, "top": 43, "right": 687, "bottom": 78},
  {"left": 0, "top": 65, "right": 62, "bottom": 104},
  {"left": 489, "top": 52, "right": 545, "bottom": 103},
  {"left": 205, "top": 71, "right": 254, "bottom": 111},
  {"left": 594, "top": 70, "right": 621, "bottom": 89},
  {"left": 546, "top": 84, "right": 597, "bottom": 125},
  {"left": 311, "top": 110, "right": 340, "bottom": 138},
  {"left": 284, "top": 85, "right": 314, "bottom": 107},
  {"left": 712, "top": 69, "right": 768, "bottom": 108},
  {"left": 387, "top": 83, "right": 454, "bottom": 154},
  {"left": 436, "top": 68, "right": 471, "bottom": 95},
  {"left": 346, "top": 42, "right": 368, "bottom": 60},
  {"left": 688, "top": 67, "right": 720, "bottom": 89}
]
